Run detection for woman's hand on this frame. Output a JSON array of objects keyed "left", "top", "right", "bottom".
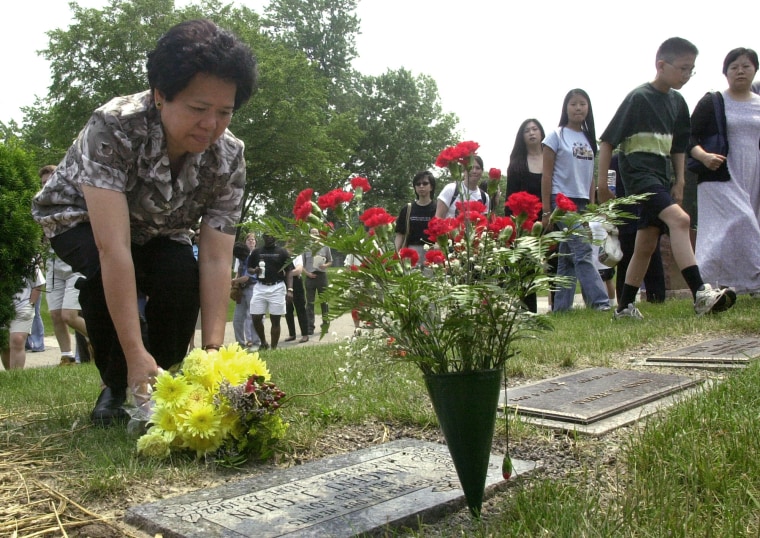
[
  {"left": 126, "top": 348, "right": 161, "bottom": 393},
  {"left": 701, "top": 152, "right": 727, "bottom": 171}
]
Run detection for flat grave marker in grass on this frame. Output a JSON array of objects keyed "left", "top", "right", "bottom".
[
  {"left": 125, "top": 439, "right": 535, "bottom": 537},
  {"left": 501, "top": 367, "right": 702, "bottom": 435},
  {"left": 644, "top": 337, "right": 760, "bottom": 368}
]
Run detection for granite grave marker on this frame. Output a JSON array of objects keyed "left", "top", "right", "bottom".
[
  {"left": 126, "top": 439, "right": 535, "bottom": 537},
  {"left": 502, "top": 367, "right": 702, "bottom": 435},
  {"left": 645, "top": 337, "right": 760, "bottom": 368}
]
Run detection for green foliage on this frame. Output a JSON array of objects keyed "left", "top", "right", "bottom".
[
  {"left": 263, "top": 0, "right": 359, "bottom": 85},
  {"left": 18, "top": 0, "right": 360, "bottom": 221},
  {"left": 21, "top": 0, "right": 179, "bottom": 162},
  {"left": 0, "top": 142, "right": 42, "bottom": 349},
  {"left": 345, "top": 69, "right": 459, "bottom": 211}
]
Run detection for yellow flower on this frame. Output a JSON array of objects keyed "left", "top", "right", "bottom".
[
  {"left": 153, "top": 371, "right": 192, "bottom": 410},
  {"left": 182, "top": 430, "right": 224, "bottom": 458},
  {"left": 150, "top": 405, "right": 179, "bottom": 437},
  {"left": 178, "top": 402, "right": 222, "bottom": 440},
  {"left": 182, "top": 348, "right": 220, "bottom": 390},
  {"left": 136, "top": 429, "right": 172, "bottom": 459},
  {"left": 217, "top": 348, "right": 271, "bottom": 384}
]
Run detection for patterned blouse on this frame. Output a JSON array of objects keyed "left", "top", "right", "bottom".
[{"left": 32, "top": 90, "right": 246, "bottom": 246}]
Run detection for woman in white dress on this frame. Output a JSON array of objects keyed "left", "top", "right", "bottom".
[{"left": 690, "top": 47, "right": 760, "bottom": 295}]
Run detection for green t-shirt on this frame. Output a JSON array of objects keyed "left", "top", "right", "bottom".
[{"left": 600, "top": 83, "right": 691, "bottom": 194}]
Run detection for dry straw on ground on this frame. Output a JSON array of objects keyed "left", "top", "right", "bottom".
[{"left": 0, "top": 411, "right": 144, "bottom": 538}]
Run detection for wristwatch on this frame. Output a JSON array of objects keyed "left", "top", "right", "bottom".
[{"left": 287, "top": 287, "right": 294, "bottom": 292}]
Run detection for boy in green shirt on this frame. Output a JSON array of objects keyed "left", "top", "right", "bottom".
[{"left": 597, "top": 37, "right": 736, "bottom": 318}]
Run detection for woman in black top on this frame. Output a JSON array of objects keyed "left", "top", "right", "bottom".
[
  {"left": 505, "top": 119, "right": 547, "bottom": 312},
  {"left": 394, "top": 171, "right": 437, "bottom": 265}
]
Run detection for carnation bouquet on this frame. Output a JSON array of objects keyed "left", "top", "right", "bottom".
[
  {"left": 134, "top": 343, "right": 288, "bottom": 465},
  {"left": 260, "top": 141, "right": 641, "bottom": 374}
]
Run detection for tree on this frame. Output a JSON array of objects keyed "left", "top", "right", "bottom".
[
  {"left": 263, "top": 0, "right": 359, "bottom": 86},
  {"left": 19, "top": 0, "right": 359, "bottom": 221},
  {"left": 21, "top": 0, "right": 178, "bottom": 161},
  {"left": 345, "top": 68, "right": 459, "bottom": 211},
  {"left": 0, "top": 142, "right": 43, "bottom": 350}
]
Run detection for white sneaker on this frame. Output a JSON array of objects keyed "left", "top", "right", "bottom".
[
  {"left": 694, "top": 284, "right": 736, "bottom": 316},
  {"left": 613, "top": 303, "right": 644, "bottom": 320}
]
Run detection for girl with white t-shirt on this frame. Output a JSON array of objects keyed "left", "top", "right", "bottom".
[
  {"left": 436, "top": 156, "right": 490, "bottom": 218},
  {"left": 541, "top": 88, "right": 610, "bottom": 312}
]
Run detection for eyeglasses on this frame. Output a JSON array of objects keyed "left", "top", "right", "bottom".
[
  {"left": 665, "top": 61, "right": 696, "bottom": 77},
  {"left": 415, "top": 182, "right": 430, "bottom": 186}
]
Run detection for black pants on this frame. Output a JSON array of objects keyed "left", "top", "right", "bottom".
[
  {"left": 50, "top": 224, "right": 200, "bottom": 389},
  {"left": 285, "top": 276, "right": 308, "bottom": 337}
]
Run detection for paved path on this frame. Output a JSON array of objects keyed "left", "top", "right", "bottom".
[
  {"left": 21, "top": 295, "right": 572, "bottom": 370},
  {"left": 23, "top": 312, "right": 361, "bottom": 369}
]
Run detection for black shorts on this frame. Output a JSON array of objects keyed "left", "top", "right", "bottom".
[
  {"left": 638, "top": 183, "right": 675, "bottom": 233},
  {"left": 598, "top": 267, "right": 615, "bottom": 281}
]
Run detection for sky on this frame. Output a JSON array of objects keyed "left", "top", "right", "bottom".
[{"left": 2, "top": 0, "right": 758, "bottom": 171}]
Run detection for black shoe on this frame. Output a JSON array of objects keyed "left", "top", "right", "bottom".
[
  {"left": 91, "top": 387, "right": 129, "bottom": 427},
  {"left": 284, "top": 336, "right": 296, "bottom": 342}
]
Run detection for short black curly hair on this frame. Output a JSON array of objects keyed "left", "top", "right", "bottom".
[{"left": 147, "top": 19, "right": 257, "bottom": 110}]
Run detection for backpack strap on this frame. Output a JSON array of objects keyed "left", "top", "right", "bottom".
[
  {"left": 402, "top": 202, "right": 412, "bottom": 248},
  {"left": 448, "top": 185, "right": 488, "bottom": 214}
]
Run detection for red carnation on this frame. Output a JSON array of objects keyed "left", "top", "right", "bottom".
[
  {"left": 350, "top": 176, "right": 371, "bottom": 192},
  {"left": 294, "top": 201, "right": 314, "bottom": 222},
  {"left": 359, "top": 207, "right": 396, "bottom": 228},
  {"left": 555, "top": 193, "right": 577, "bottom": 212},
  {"left": 435, "top": 141, "right": 481, "bottom": 168},
  {"left": 425, "top": 249, "right": 446, "bottom": 265},
  {"left": 398, "top": 247, "right": 420, "bottom": 267},
  {"left": 455, "top": 199, "right": 488, "bottom": 215},
  {"left": 506, "top": 192, "right": 543, "bottom": 220},
  {"left": 317, "top": 189, "right": 354, "bottom": 211},
  {"left": 488, "top": 168, "right": 502, "bottom": 180},
  {"left": 425, "top": 217, "right": 458, "bottom": 242},
  {"left": 293, "top": 188, "right": 314, "bottom": 217},
  {"left": 456, "top": 210, "right": 488, "bottom": 230}
]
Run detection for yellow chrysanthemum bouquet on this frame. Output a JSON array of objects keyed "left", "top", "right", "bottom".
[{"left": 135, "top": 343, "right": 288, "bottom": 465}]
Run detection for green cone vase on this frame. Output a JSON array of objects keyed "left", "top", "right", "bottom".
[{"left": 424, "top": 368, "right": 501, "bottom": 517}]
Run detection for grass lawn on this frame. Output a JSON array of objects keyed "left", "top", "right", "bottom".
[{"left": 2, "top": 295, "right": 760, "bottom": 536}]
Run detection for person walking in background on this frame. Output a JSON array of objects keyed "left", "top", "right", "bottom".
[
  {"left": 597, "top": 37, "right": 736, "bottom": 319},
  {"left": 507, "top": 118, "right": 550, "bottom": 312},
  {"left": 32, "top": 19, "right": 257, "bottom": 426},
  {"left": 609, "top": 154, "right": 666, "bottom": 303},
  {"left": 541, "top": 89, "right": 610, "bottom": 312},
  {"left": 690, "top": 47, "right": 760, "bottom": 296},
  {"left": 436, "top": 156, "right": 489, "bottom": 218},
  {"left": 284, "top": 252, "right": 309, "bottom": 343},
  {"left": 232, "top": 233, "right": 259, "bottom": 348},
  {"left": 38, "top": 165, "right": 91, "bottom": 365},
  {"left": 302, "top": 229, "right": 332, "bottom": 335},
  {"left": 248, "top": 234, "right": 294, "bottom": 350},
  {"left": 394, "top": 171, "right": 437, "bottom": 265},
  {"left": 2, "top": 262, "right": 45, "bottom": 370}
]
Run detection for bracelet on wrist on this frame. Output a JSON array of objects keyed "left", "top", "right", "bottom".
[
  {"left": 202, "top": 344, "right": 221, "bottom": 351},
  {"left": 287, "top": 288, "right": 294, "bottom": 292},
  {"left": 542, "top": 211, "right": 552, "bottom": 217}
]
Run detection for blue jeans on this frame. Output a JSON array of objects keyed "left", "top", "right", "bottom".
[
  {"left": 552, "top": 197, "right": 610, "bottom": 312},
  {"left": 233, "top": 284, "right": 258, "bottom": 345}
]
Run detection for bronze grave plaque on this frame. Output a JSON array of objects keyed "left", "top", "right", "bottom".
[
  {"left": 646, "top": 337, "right": 760, "bottom": 365},
  {"left": 505, "top": 367, "right": 700, "bottom": 424}
]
